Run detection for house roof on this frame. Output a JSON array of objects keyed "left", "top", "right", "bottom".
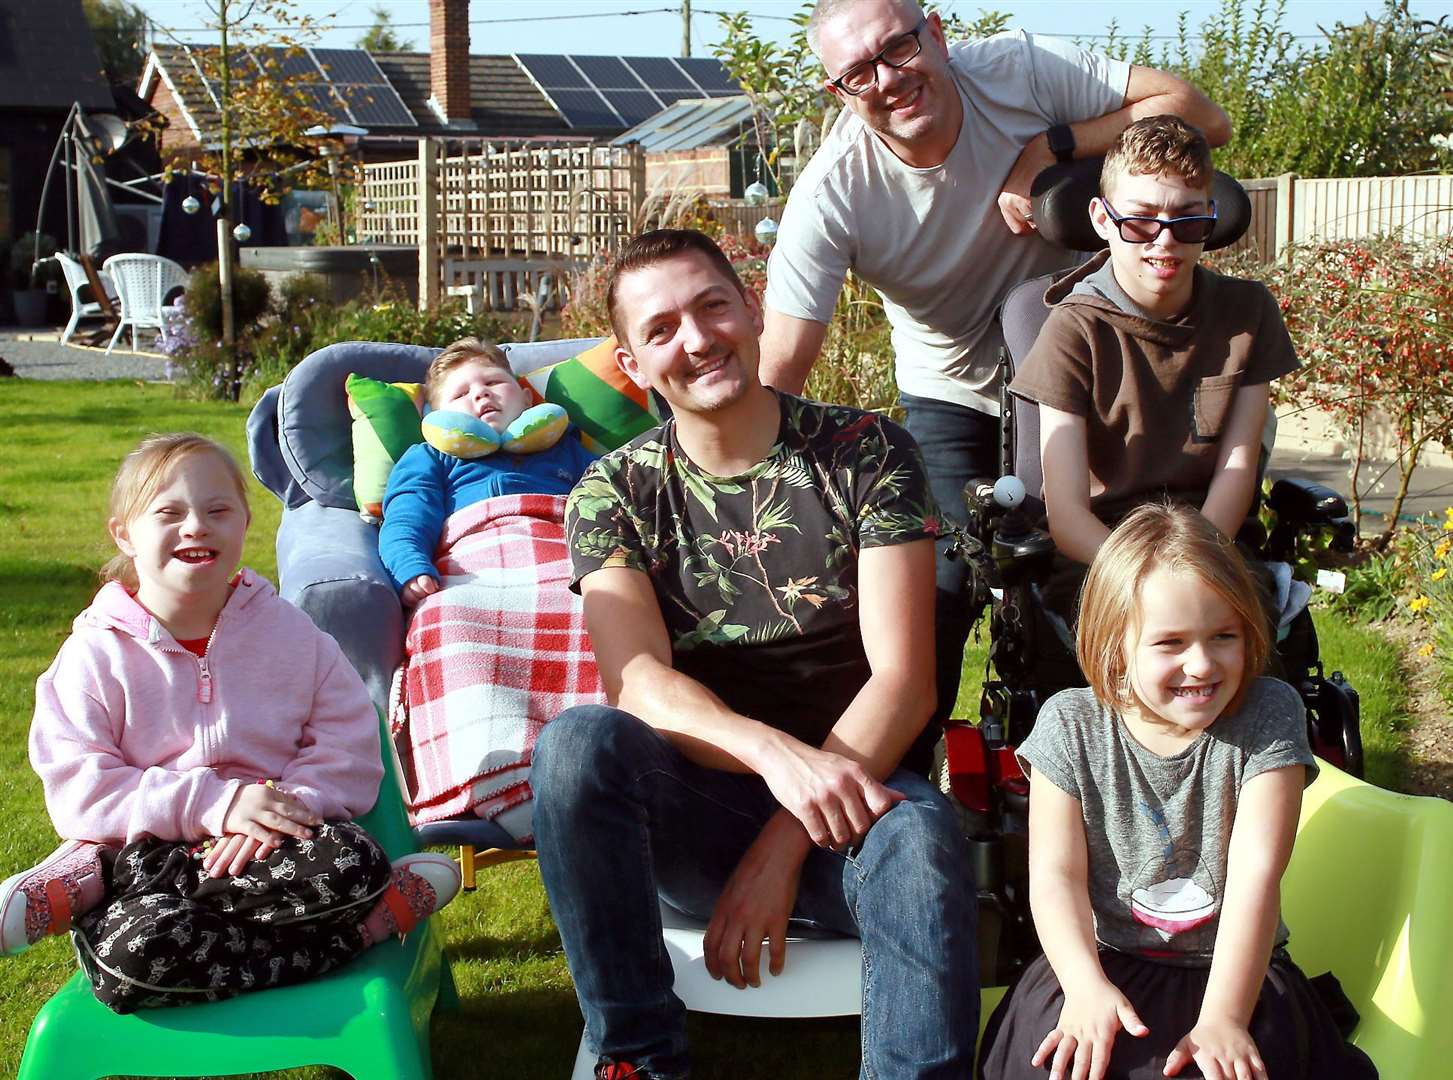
[
  {"left": 141, "top": 44, "right": 593, "bottom": 144},
  {"left": 612, "top": 95, "right": 757, "bottom": 152},
  {"left": 371, "top": 52, "right": 572, "bottom": 138},
  {"left": 138, "top": 45, "right": 746, "bottom": 145},
  {"left": 0, "top": 0, "right": 111, "bottom": 112}
]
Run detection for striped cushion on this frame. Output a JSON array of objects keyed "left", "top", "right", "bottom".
[{"left": 521, "top": 336, "right": 658, "bottom": 453}]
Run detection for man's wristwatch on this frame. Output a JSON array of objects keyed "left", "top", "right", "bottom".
[{"left": 1045, "top": 123, "right": 1075, "bottom": 164}]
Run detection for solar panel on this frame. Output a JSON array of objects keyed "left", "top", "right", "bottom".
[
  {"left": 550, "top": 89, "right": 622, "bottom": 129},
  {"left": 623, "top": 56, "right": 697, "bottom": 92},
  {"left": 254, "top": 46, "right": 322, "bottom": 81},
  {"left": 226, "top": 49, "right": 264, "bottom": 83},
  {"left": 336, "top": 83, "right": 416, "bottom": 127},
  {"left": 310, "top": 48, "right": 387, "bottom": 85},
  {"left": 602, "top": 90, "right": 664, "bottom": 126},
  {"left": 517, "top": 54, "right": 590, "bottom": 90},
  {"left": 649, "top": 87, "right": 699, "bottom": 108},
  {"left": 291, "top": 83, "right": 349, "bottom": 123},
  {"left": 675, "top": 57, "right": 738, "bottom": 95},
  {"left": 573, "top": 55, "right": 639, "bottom": 89}
]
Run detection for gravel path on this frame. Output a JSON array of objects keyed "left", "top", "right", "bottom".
[{"left": 0, "top": 330, "right": 176, "bottom": 382}]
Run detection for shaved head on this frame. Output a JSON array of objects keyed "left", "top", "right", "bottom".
[{"left": 808, "top": 0, "right": 926, "bottom": 57}]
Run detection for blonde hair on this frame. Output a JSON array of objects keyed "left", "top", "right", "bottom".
[
  {"left": 1076, "top": 502, "right": 1270, "bottom": 719},
  {"left": 1099, "top": 115, "right": 1212, "bottom": 199},
  {"left": 103, "top": 433, "right": 251, "bottom": 591},
  {"left": 425, "top": 337, "right": 511, "bottom": 408}
]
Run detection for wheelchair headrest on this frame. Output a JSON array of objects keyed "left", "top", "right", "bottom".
[{"left": 1030, "top": 157, "right": 1251, "bottom": 253}]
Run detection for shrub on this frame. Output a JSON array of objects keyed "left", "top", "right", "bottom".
[
  {"left": 1264, "top": 235, "right": 1453, "bottom": 547},
  {"left": 183, "top": 262, "right": 273, "bottom": 341}
]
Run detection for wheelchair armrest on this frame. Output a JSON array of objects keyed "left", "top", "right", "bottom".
[
  {"left": 1267, "top": 477, "right": 1349, "bottom": 525},
  {"left": 276, "top": 501, "right": 403, "bottom": 711},
  {"left": 1265, "top": 478, "right": 1356, "bottom": 557}
]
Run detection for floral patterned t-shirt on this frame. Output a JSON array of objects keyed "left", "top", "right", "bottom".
[{"left": 566, "top": 392, "right": 941, "bottom": 748}]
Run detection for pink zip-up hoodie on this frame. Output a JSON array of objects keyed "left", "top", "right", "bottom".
[{"left": 30, "top": 569, "right": 384, "bottom": 846}]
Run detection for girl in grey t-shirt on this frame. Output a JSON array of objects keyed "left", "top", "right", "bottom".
[{"left": 979, "top": 503, "right": 1375, "bottom": 1080}]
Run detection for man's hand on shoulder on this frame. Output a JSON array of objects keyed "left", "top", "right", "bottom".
[
  {"left": 997, "top": 132, "right": 1054, "bottom": 235},
  {"left": 753, "top": 730, "right": 905, "bottom": 849},
  {"left": 704, "top": 811, "right": 810, "bottom": 989}
]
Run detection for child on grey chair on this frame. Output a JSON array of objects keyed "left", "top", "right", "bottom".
[{"left": 379, "top": 337, "right": 597, "bottom": 605}]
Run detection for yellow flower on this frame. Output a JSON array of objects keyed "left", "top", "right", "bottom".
[
  {"left": 1419, "top": 642, "right": 1436, "bottom": 658},
  {"left": 1409, "top": 595, "right": 1431, "bottom": 613},
  {"left": 1435, "top": 568, "right": 1448, "bottom": 582},
  {"left": 1437, "top": 540, "right": 1452, "bottom": 559}
]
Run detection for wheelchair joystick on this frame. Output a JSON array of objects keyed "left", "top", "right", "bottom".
[
  {"left": 990, "top": 478, "right": 1055, "bottom": 585},
  {"left": 992, "top": 475, "right": 1026, "bottom": 509}
]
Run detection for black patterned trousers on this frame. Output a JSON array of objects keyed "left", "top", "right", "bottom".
[{"left": 73, "top": 820, "right": 392, "bottom": 1013}]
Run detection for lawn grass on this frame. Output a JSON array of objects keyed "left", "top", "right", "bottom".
[{"left": 0, "top": 379, "right": 1417, "bottom": 1078}]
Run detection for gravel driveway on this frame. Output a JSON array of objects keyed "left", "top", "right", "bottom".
[{"left": 0, "top": 330, "right": 176, "bottom": 382}]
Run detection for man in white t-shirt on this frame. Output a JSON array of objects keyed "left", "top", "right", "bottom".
[{"left": 759, "top": 0, "right": 1230, "bottom": 733}]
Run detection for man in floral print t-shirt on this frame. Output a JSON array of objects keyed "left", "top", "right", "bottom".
[
  {"left": 567, "top": 391, "right": 940, "bottom": 753},
  {"left": 531, "top": 230, "right": 979, "bottom": 1080}
]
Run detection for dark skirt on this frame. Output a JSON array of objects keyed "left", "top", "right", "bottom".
[{"left": 977, "top": 948, "right": 1378, "bottom": 1080}]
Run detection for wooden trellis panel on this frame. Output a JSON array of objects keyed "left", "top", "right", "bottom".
[{"left": 357, "top": 139, "right": 645, "bottom": 259}]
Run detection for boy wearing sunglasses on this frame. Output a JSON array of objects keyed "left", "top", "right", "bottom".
[{"left": 1010, "top": 115, "right": 1298, "bottom": 602}]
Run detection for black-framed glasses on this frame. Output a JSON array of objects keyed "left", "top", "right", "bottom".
[
  {"left": 1102, "top": 199, "right": 1219, "bottom": 244},
  {"left": 829, "top": 20, "right": 926, "bottom": 95}
]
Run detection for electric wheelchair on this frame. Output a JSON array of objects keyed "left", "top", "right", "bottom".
[{"left": 940, "top": 159, "right": 1365, "bottom": 984}]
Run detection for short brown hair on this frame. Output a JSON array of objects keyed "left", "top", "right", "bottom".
[
  {"left": 425, "top": 337, "right": 510, "bottom": 407},
  {"left": 1100, "top": 115, "right": 1212, "bottom": 198},
  {"left": 1076, "top": 502, "right": 1270, "bottom": 718},
  {"left": 605, "top": 229, "right": 746, "bottom": 348},
  {"left": 104, "top": 433, "right": 251, "bottom": 591}
]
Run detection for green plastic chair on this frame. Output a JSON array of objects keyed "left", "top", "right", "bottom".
[
  {"left": 15, "top": 712, "right": 455, "bottom": 1080},
  {"left": 1281, "top": 760, "right": 1453, "bottom": 1077}
]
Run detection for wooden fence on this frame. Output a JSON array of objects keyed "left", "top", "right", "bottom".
[
  {"left": 359, "top": 150, "right": 1449, "bottom": 309},
  {"left": 1221, "top": 174, "right": 1452, "bottom": 263},
  {"left": 356, "top": 139, "right": 645, "bottom": 310}
]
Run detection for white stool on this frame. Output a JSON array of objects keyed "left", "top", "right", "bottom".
[{"left": 569, "top": 901, "right": 862, "bottom": 1078}]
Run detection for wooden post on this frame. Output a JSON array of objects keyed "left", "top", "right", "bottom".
[
  {"left": 1274, "top": 172, "right": 1297, "bottom": 262},
  {"left": 419, "top": 139, "right": 440, "bottom": 311},
  {"left": 630, "top": 144, "right": 647, "bottom": 243}
]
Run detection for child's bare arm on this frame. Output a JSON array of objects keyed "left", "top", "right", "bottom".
[
  {"left": 1040, "top": 406, "right": 1112, "bottom": 565},
  {"left": 1200, "top": 383, "right": 1270, "bottom": 541},
  {"left": 1028, "top": 770, "right": 1148, "bottom": 1080},
  {"left": 1164, "top": 764, "right": 1303, "bottom": 1080}
]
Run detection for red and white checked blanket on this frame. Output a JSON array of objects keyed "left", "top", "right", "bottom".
[{"left": 392, "top": 493, "right": 603, "bottom": 828}]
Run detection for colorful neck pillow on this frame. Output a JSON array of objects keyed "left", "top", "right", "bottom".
[{"left": 421, "top": 402, "right": 570, "bottom": 459}]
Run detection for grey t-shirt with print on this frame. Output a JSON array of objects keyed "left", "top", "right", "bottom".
[{"left": 1016, "top": 677, "right": 1317, "bottom": 964}]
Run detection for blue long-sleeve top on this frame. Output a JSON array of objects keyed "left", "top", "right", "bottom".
[{"left": 378, "top": 432, "right": 598, "bottom": 591}]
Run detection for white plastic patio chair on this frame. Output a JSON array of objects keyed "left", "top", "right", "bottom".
[
  {"left": 567, "top": 901, "right": 864, "bottom": 1079},
  {"left": 54, "top": 252, "right": 119, "bottom": 346},
  {"left": 102, "top": 253, "right": 190, "bottom": 355}
]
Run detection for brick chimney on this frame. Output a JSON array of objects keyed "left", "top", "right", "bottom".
[{"left": 429, "top": 0, "right": 470, "bottom": 123}]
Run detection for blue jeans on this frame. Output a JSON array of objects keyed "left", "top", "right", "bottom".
[
  {"left": 533, "top": 704, "right": 980, "bottom": 1079},
  {"left": 899, "top": 392, "right": 1000, "bottom": 728}
]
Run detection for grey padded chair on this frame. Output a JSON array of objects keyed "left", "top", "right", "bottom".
[{"left": 246, "top": 337, "right": 600, "bottom": 710}]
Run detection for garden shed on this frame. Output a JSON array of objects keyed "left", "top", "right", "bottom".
[{"left": 612, "top": 94, "right": 764, "bottom": 198}]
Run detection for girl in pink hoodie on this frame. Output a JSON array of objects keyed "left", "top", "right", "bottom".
[{"left": 0, "top": 433, "right": 462, "bottom": 1012}]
